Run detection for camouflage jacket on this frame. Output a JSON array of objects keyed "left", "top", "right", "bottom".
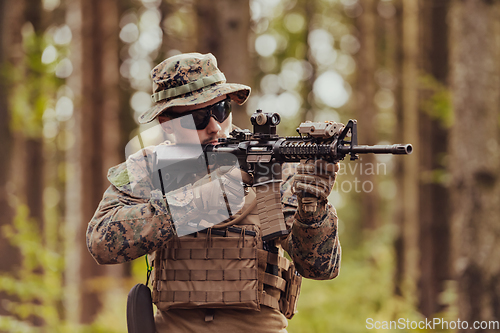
[{"left": 86, "top": 145, "right": 341, "bottom": 280}]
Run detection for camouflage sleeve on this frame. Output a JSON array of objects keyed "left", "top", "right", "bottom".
[
  {"left": 87, "top": 147, "right": 178, "bottom": 265},
  {"left": 87, "top": 186, "right": 175, "bottom": 265},
  {"left": 279, "top": 163, "right": 341, "bottom": 280}
]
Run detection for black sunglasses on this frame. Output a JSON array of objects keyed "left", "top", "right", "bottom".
[{"left": 162, "top": 98, "right": 232, "bottom": 130}]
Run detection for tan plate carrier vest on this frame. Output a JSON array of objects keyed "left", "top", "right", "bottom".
[{"left": 150, "top": 189, "right": 302, "bottom": 319}]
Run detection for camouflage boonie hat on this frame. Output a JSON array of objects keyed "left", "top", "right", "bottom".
[{"left": 138, "top": 52, "right": 251, "bottom": 124}]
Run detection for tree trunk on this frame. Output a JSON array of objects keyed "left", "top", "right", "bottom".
[
  {"left": 398, "top": 0, "right": 420, "bottom": 306},
  {"left": 24, "top": 0, "right": 45, "bottom": 234},
  {"left": 449, "top": 0, "right": 500, "bottom": 330},
  {"left": 195, "top": 0, "right": 251, "bottom": 129},
  {"left": 0, "top": 0, "right": 21, "bottom": 316},
  {"left": 355, "top": 0, "right": 378, "bottom": 229},
  {"left": 302, "top": 0, "right": 316, "bottom": 123},
  {"left": 392, "top": 0, "right": 405, "bottom": 297},
  {"left": 99, "top": 0, "right": 127, "bottom": 301},
  {"left": 65, "top": 0, "right": 121, "bottom": 324},
  {"left": 417, "top": 0, "right": 451, "bottom": 317}
]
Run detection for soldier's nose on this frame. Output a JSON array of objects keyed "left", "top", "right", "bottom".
[{"left": 206, "top": 116, "right": 221, "bottom": 134}]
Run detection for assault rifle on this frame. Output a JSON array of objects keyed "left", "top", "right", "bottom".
[{"left": 154, "top": 110, "right": 412, "bottom": 241}]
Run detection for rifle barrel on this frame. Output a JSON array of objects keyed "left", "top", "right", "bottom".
[{"left": 338, "top": 144, "right": 413, "bottom": 155}]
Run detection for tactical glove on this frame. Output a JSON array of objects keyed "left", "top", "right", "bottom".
[{"left": 293, "top": 160, "right": 339, "bottom": 218}]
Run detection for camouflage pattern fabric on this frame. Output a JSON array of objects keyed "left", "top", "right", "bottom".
[
  {"left": 87, "top": 145, "right": 341, "bottom": 281},
  {"left": 279, "top": 163, "right": 341, "bottom": 280}
]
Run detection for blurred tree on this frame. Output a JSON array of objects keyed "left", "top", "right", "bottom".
[
  {"left": 20, "top": 2, "right": 48, "bottom": 327},
  {"left": 0, "top": 0, "right": 21, "bottom": 317},
  {"left": 101, "top": 0, "right": 129, "bottom": 308},
  {"left": 301, "top": 0, "right": 316, "bottom": 122},
  {"left": 0, "top": 0, "right": 73, "bottom": 327},
  {"left": 355, "top": 0, "right": 378, "bottom": 229},
  {"left": 417, "top": 0, "right": 451, "bottom": 317},
  {"left": 116, "top": 0, "right": 138, "bottom": 151},
  {"left": 65, "top": 0, "right": 121, "bottom": 325},
  {"left": 393, "top": 0, "right": 452, "bottom": 317},
  {"left": 159, "top": 0, "right": 197, "bottom": 59},
  {"left": 158, "top": 0, "right": 178, "bottom": 59},
  {"left": 194, "top": 0, "right": 251, "bottom": 128},
  {"left": 391, "top": 0, "right": 407, "bottom": 301},
  {"left": 22, "top": 0, "right": 44, "bottom": 234},
  {"left": 449, "top": 0, "right": 500, "bottom": 329},
  {"left": 395, "top": 0, "right": 420, "bottom": 307}
]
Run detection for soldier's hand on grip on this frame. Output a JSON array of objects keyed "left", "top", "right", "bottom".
[{"left": 293, "top": 160, "right": 339, "bottom": 213}]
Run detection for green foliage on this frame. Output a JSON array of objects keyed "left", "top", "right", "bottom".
[
  {"left": 4, "top": 29, "right": 63, "bottom": 138},
  {"left": 288, "top": 225, "right": 422, "bottom": 333},
  {"left": 419, "top": 74, "right": 453, "bottom": 128},
  {"left": 0, "top": 205, "right": 127, "bottom": 333},
  {"left": 0, "top": 205, "right": 62, "bottom": 332}
]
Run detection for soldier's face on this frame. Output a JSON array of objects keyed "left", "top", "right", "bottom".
[{"left": 158, "top": 95, "right": 232, "bottom": 145}]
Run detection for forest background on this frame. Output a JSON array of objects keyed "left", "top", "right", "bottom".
[{"left": 0, "top": 0, "right": 499, "bottom": 332}]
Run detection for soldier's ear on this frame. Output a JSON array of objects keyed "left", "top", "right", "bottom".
[{"left": 158, "top": 116, "right": 174, "bottom": 134}]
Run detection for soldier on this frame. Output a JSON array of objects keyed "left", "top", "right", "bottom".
[{"left": 87, "top": 52, "right": 341, "bottom": 333}]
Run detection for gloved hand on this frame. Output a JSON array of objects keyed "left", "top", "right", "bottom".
[
  {"left": 192, "top": 166, "right": 251, "bottom": 215},
  {"left": 293, "top": 159, "right": 339, "bottom": 216}
]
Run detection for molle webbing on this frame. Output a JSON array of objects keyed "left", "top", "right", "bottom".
[
  {"left": 152, "top": 231, "right": 261, "bottom": 311},
  {"left": 259, "top": 271, "right": 286, "bottom": 292},
  {"left": 162, "top": 247, "right": 257, "bottom": 260},
  {"left": 161, "top": 268, "right": 257, "bottom": 281},
  {"left": 264, "top": 251, "right": 290, "bottom": 271},
  {"left": 151, "top": 234, "right": 294, "bottom": 313},
  {"left": 158, "top": 290, "right": 258, "bottom": 304},
  {"left": 255, "top": 183, "right": 288, "bottom": 241}
]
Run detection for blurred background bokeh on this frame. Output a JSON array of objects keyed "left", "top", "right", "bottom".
[{"left": 0, "top": 0, "right": 499, "bottom": 332}]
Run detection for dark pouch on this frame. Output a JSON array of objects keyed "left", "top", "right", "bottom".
[{"left": 127, "top": 283, "right": 156, "bottom": 333}]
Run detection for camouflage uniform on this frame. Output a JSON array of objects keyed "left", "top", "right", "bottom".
[
  {"left": 87, "top": 147, "right": 340, "bottom": 332},
  {"left": 86, "top": 53, "right": 341, "bottom": 332}
]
